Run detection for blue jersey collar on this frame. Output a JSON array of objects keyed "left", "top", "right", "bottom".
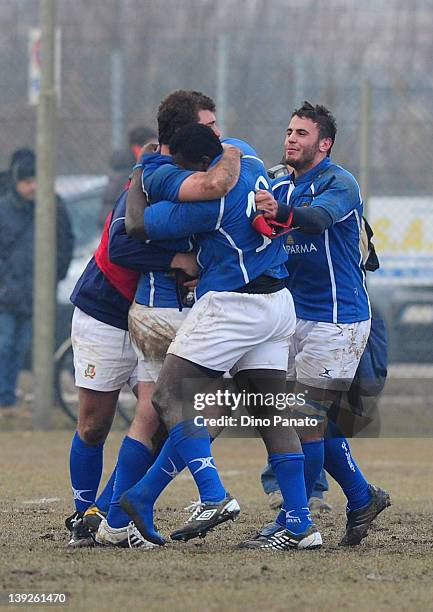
[
  {"left": 141, "top": 152, "right": 172, "bottom": 168},
  {"left": 290, "top": 157, "right": 331, "bottom": 185}
]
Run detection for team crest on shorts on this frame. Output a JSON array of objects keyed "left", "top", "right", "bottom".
[{"left": 84, "top": 363, "right": 96, "bottom": 379}]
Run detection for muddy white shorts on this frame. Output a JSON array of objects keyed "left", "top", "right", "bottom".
[
  {"left": 167, "top": 289, "right": 296, "bottom": 375},
  {"left": 128, "top": 301, "right": 188, "bottom": 383},
  {"left": 287, "top": 318, "right": 371, "bottom": 390},
  {"left": 71, "top": 307, "right": 139, "bottom": 392}
]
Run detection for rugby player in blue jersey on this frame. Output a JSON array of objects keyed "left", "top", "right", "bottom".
[
  {"left": 91, "top": 91, "right": 242, "bottom": 548},
  {"left": 66, "top": 92, "right": 242, "bottom": 548},
  {"left": 126, "top": 90, "right": 240, "bottom": 376},
  {"left": 119, "top": 123, "right": 322, "bottom": 551},
  {"left": 248, "top": 102, "right": 390, "bottom": 547}
]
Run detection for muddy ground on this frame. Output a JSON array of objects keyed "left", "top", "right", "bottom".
[{"left": 0, "top": 423, "right": 432, "bottom": 612}]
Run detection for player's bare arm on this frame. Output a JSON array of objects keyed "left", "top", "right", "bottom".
[
  {"left": 255, "top": 190, "right": 279, "bottom": 218},
  {"left": 177, "top": 143, "right": 242, "bottom": 201},
  {"left": 138, "top": 142, "right": 159, "bottom": 157},
  {"left": 125, "top": 168, "right": 150, "bottom": 239}
]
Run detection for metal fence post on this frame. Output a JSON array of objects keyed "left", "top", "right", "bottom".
[
  {"left": 110, "top": 0, "right": 123, "bottom": 150},
  {"left": 216, "top": 32, "right": 228, "bottom": 138},
  {"left": 33, "top": 0, "right": 57, "bottom": 429}
]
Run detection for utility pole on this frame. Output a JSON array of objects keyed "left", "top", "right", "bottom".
[
  {"left": 33, "top": 0, "right": 57, "bottom": 429},
  {"left": 216, "top": 33, "right": 228, "bottom": 138},
  {"left": 110, "top": 0, "right": 123, "bottom": 149}
]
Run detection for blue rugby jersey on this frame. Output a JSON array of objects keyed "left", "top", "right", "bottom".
[
  {"left": 142, "top": 148, "right": 288, "bottom": 299},
  {"left": 71, "top": 190, "right": 176, "bottom": 329},
  {"left": 272, "top": 157, "right": 370, "bottom": 324},
  {"left": 134, "top": 153, "right": 194, "bottom": 307}
]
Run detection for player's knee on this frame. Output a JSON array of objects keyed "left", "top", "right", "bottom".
[
  {"left": 77, "top": 422, "right": 110, "bottom": 445},
  {"left": 150, "top": 385, "right": 170, "bottom": 418},
  {"left": 296, "top": 422, "right": 326, "bottom": 441}
]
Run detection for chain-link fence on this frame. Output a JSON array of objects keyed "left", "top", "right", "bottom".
[{"left": 1, "top": 0, "right": 433, "bottom": 423}]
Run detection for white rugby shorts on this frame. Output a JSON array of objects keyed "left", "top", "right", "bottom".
[
  {"left": 128, "top": 301, "right": 188, "bottom": 383},
  {"left": 287, "top": 318, "right": 371, "bottom": 390},
  {"left": 167, "top": 289, "right": 296, "bottom": 375},
  {"left": 71, "top": 307, "right": 139, "bottom": 392}
]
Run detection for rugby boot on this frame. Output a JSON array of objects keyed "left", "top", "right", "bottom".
[
  {"left": 267, "top": 490, "right": 284, "bottom": 510},
  {"left": 339, "top": 484, "right": 391, "bottom": 546},
  {"left": 96, "top": 519, "right": 156, "bottom": 549},
  {"left": 119, "top": 491, "right": 166, "bottom": 546},
  {"left": 239, "top": 523, "right": 322, "bottom": 550},
  {"left": 82, "top": 505, "right": 106, "bottom": 532},
  {"left": 67, "top": 516, "right": 96, "bottom": 548},
  {"left": 171, "top": 494, "right": 240, "bottom": 542},
  {"left": 65, "top": 510, "right": 83, "bottom": 533},
  {"left": 308, "top": 496, "right": 333, "bottom": 515}
]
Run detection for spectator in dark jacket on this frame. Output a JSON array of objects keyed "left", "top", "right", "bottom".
[
  {"left": 0, "top": 148, "right": 35, "bottom": 197},
  {"left": 99, "top": 126, "right": 157, "bottom": 224},
  {"left": 0, "top": 153, "right": 74, "bottom": 408}
]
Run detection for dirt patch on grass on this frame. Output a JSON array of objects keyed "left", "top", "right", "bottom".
[{"left": 1, "top": 433, "right": 432, "bottom": 612}]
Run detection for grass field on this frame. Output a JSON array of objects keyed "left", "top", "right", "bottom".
[{"left": 1, "top": 428, "right": 432, "bottom": 612}]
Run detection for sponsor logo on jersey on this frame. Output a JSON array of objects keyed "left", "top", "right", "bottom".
[
  {"left": 84, "top": 364, "right": 96, "bottom": 379},
  {"left": 285, "top": 242, "right": 318, "bottom": 255}
]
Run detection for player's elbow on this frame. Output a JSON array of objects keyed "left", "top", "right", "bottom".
[
  {"left": 203, "top": 175, "right": 231, "bottom": 199},
  {"left": 125, "top": 215, "right": 144, "bottom": 239},
  {"left": 108, "top": 241, "right": 123, "bottom": 265},
  {"left": 293, "top": 207, "right": 333, "bottom": 235}
]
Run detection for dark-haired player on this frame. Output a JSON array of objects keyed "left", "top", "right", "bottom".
[
  {"left": 248, "top": 102, "right": 390, "bottom": 548},
  {"left": 120, "top": 124, "right": 322, "bottom": 551}
]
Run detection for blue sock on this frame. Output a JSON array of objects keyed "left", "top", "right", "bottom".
[
  {"left": 122, "top": 434, "right": 217, "bottom": 537},
  {"left": 302, "top": 439, "right": 325, "bottom": 500},
  {"left": 170, "top": 420, "right": 226, "bottom": 503},
  {"left": 269, "top": 453, "right": 312, "bottom": 535},
  {"left": 324, "top": 421, "right": 371, "bottom": 511},
  {"left": 95, "top": 464, "right": 117, "bottom": 513},
  {"left": 107, "top": 436, "right": 153, "bottom": 528},
  {"left": 275, "top": 441, "right": 324, "bottom": 526},
  {"left": 129, "top": 439, "right": 185, "bottom": 505},
  {"left": 69, "top": 431, "right": 103, "bottom": 513},
  {"left": 123, "top": 437, "right": 186, "bottom": 536}
]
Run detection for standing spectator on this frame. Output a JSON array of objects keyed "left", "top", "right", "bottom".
[
  {"left": 0, "top": 148, "right": 35, "bottom": 197},
  {"left": 100, "top": 126, "right": 157, "bottom": 224},
  {"left": 0, "top": 151, "right": 74, "bottom": 409}
]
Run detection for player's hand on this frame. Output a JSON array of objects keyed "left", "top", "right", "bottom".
[
  {"left": 170, "top": 252, "right": 199, "bottom": 278},
  {"left": 255, "top": 189, "right": 278, "bottom": 219},
  {"left": 183, "top": 278, "right": 198, "bottom": 291},
  {"left": 138, "top": 141, "right": 159, "bottom": 159},
  {"left": 221, "top": 143, "right": 242, "bottom": 157}
]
